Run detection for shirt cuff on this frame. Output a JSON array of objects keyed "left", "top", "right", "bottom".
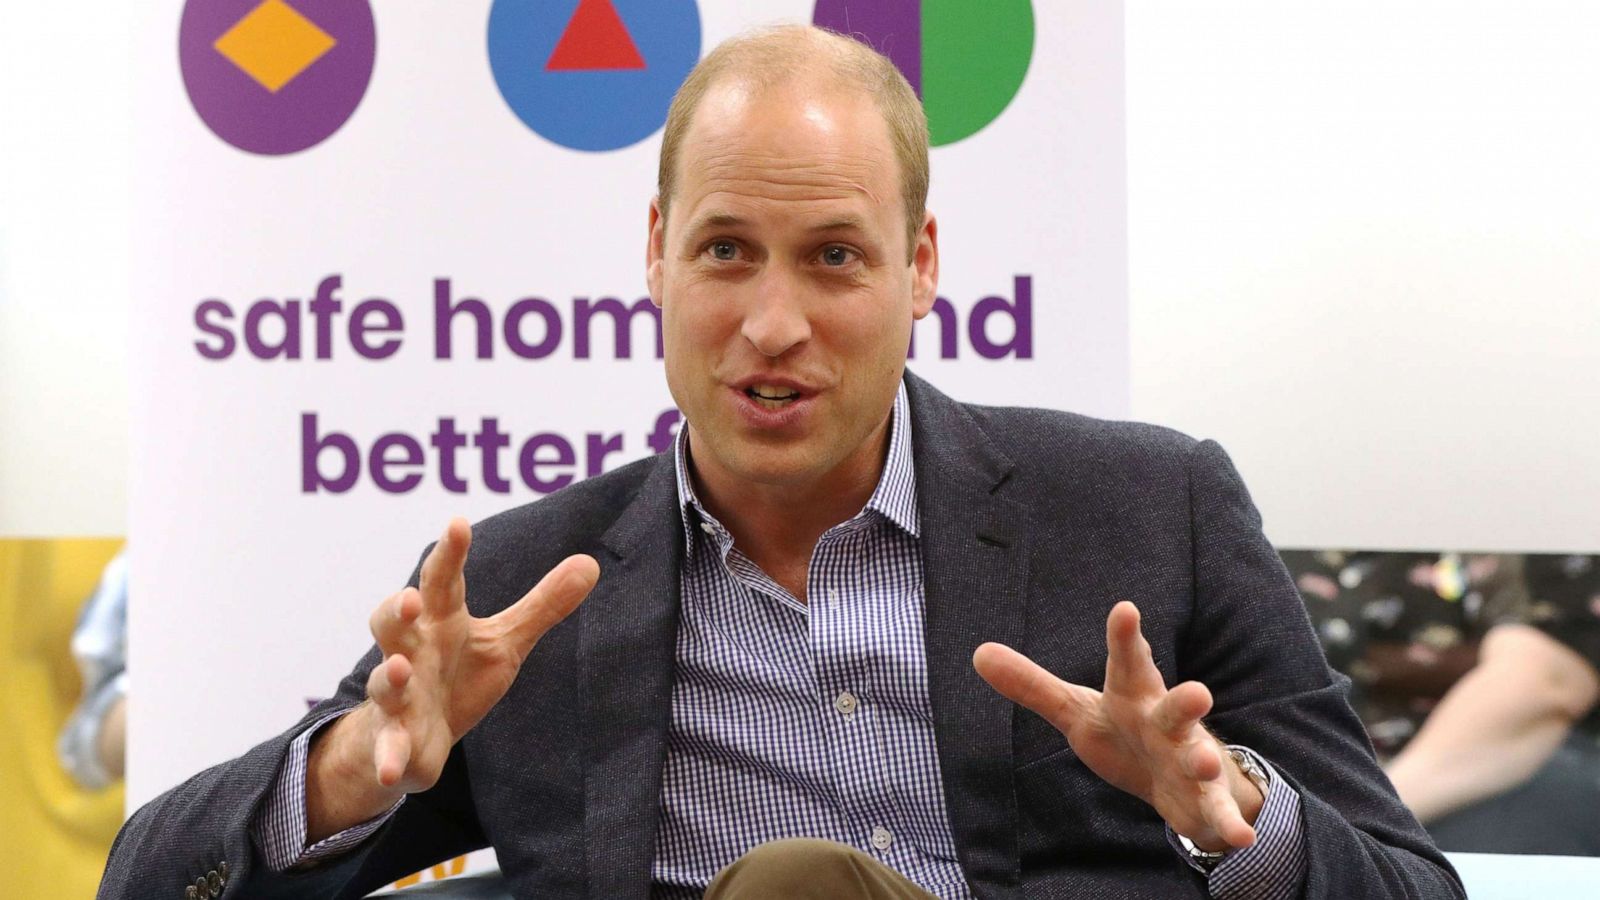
[
  {"left": 1166, "top": 746, "right": 1308, "bottom": 900},
  {"left": 249, "top": 709, "right": 405, "bottom": 872}
]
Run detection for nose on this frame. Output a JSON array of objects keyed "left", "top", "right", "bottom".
[{"left": 740, "top": 267, "right": 811, "bottom": 358}]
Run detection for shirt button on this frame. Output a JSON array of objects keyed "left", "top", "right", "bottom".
[
  {"left": 870, "top": 826, "right": 894, "bottom": 851},
  {"left": 699, "top": 521, "right": 715, "bottom": 535},
  {"left": 826, "top": 588, "right": 839, "bottom": 607},
  {"left": 834, "top": 690, "right": 858, "bottom": 716}
]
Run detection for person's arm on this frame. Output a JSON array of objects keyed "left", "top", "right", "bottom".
[
  {"left": 1386, "top": 623, "right": 1600, "bottom": 823},
  {"left": 1181, "top": 439, "right": 1462, "bottom": 898},
  {"left": 249, "top": 711, "right": 404, "bottom": 872},
  {"left": 97, "top": 519, "right": 598, "bottom": 900},
  {"left": 977, "top": 603, "right": 1311, "bottom": 899},
  {"left": 59, "top": 552, "right": 129, "bottom": 789},
  {"left": 97, "top": 694, "right": 127, "bottom": 780},
  {"left": 977, "top": 439, "right": 1465, "bottom": 899},
  {"left": 60, "top": 672, "right": 127, "bottom": 789}
]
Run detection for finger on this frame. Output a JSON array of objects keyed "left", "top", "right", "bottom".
[
  {"left": 1181, "top": 737, "right": 1224, "bottom": 782},
  {"left": 1105, "top": 601, "right": 1165, "bottom": 696},
  {"left": 1202, "top": 780, "right": 1258, "bottom": 849},
  {"left": 972, "top": 642, "right": 1098, "bottom": 731},
  {"left": 368, "top": 588, "right": 422, "bottom": 654},
  {"left": 374, "top": 721, "right": 411, "bottom": 788},
  {"left": 1152, "top": 681, "right": 1213, "bottom": 738},
  {"left": 366, "top": 654, "right": 412, "bottom": 713},
  {"left": 418, "top": 517, "right": 472, "bottom": 615},
  {"left": 492, "top": 554, "right": 601, "bottom": 659}
]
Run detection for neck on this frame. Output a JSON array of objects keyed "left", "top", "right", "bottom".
[{"left": 686, "top": 416, "right": 892, "bottom": 602}]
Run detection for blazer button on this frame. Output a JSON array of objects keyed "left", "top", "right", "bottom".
[
  {"left": 194, "top": 875, "right": 211, "bottom": 899},
  {"left": 208, "top": 871, "right": 222, "bottom": 894},
  {"left": 218, "top": 861, "right": 229, "bottom": 882},
  {"left": 186, "top": 886, "right": 198, "bottom": 900}
]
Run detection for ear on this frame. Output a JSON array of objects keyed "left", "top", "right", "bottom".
[
  {"left": 646, "top": 197, "right": 667, "bottom": 309},
  {"left": 910, "top": 211, "right": 940, "bottom": 320}
]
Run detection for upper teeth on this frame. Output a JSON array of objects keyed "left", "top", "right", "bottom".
[{"left": 750, "top": 385, "right": 797, "bottom": 400}]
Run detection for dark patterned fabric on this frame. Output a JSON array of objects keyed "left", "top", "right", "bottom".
[{"left": 1282, "top": 551, "right": 1600, "bottom": 757}]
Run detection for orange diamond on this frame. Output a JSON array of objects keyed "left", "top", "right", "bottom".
[{"left": 213, "top": 0, "right": 337, "bottom": 93}]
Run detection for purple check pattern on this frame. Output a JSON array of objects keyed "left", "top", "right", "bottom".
[{"left": 651, "top": 384, "right": 966, "bottom": 897}]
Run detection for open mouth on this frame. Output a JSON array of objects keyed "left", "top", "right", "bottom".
[{"left": 744, "top": 384, "right": 803, "bottom": 410}]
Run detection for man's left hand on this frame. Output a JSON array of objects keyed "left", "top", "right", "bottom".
[{"left": 973, "top": 600, "right": 1264, "bottom": 853}]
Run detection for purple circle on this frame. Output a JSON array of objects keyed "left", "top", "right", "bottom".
[{"left": 179, "top": 0, "right": 376, "bottom": 156}]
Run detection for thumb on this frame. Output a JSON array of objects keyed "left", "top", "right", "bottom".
[
  {"left": 492, "top": 554, "right": 600, "bottom": 659},
  {"left": 973, "top": 642, "right": 1098, "bottom": 732}
]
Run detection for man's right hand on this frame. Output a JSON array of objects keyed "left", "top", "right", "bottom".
[{"left": 305, "top": 517, "right": 600, "bottom": 842}]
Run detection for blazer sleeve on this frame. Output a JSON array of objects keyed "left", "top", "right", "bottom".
[
  {"left": 1179, "top": 439, "right": 1466, "bottom": 900},
  {"left": 96, "top": 553, "right": 487, "bottom": 900}
]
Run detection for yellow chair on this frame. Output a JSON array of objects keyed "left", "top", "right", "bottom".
[{"left": 0, "top": 538, "right": 126, "bottom": 899}]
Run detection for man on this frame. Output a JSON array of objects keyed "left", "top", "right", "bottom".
[{"left": 99, "top": 26, "right": 1463, "bottom": 900}]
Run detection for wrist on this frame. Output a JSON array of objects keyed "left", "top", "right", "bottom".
[
  {"left": 1186, "top": 745, "right": 1268, "bottom": 854},
  {"left": 306, "top": 706, "right": 402, "bottom": 843},
  {"left": 1226, "top": 746, "right": 1268, "bottom": 826}
]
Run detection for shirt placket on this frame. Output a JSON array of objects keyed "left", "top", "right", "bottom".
[
  {"left": 703, "top": 520, "right": 854, "bottom": 843},
  {"left": 809, "top": 522, "right": 915, "bottom": 873}
]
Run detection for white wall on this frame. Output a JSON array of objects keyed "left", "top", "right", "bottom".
[
  {"left": 0, "top": 4, "right": 131, "bottom": 537},
  {"left": 4, "top": 3, "right": 1598, "bottom": 550},
  {"left": 1126, "top": 1, "right": 1600, "bottom": 552}
]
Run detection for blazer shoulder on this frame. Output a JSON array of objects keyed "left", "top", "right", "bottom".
[
  {"left": 960, "top": 401, "right": 1203, "bottom": 481},
  {"left": 470, "top": 453, "right": 663, "bottom": 551},
  {"left": 442, "top": 454, "right": 668, "bottom": 614}
]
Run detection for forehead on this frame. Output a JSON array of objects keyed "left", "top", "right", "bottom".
[{"left": 672, "top": 79, "right": 899, "bottom": 231}]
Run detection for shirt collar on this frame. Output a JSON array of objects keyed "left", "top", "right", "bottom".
[{"left": 673, "top": 380, "right": 920, "bottom": 551}]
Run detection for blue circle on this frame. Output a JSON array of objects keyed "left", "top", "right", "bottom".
[{"left": 488, "top": 0, "right": 701, "bottom": 152}]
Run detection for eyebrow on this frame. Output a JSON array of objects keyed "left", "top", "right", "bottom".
[
  {"left": 684, "top": 212, "right": 872, "bottom": 236},
  {"left": 690, "top": 212, "right": 747, "bottom": 231},
  {"left": 806, "top": 215, "right": 869, "bottom": 234}
]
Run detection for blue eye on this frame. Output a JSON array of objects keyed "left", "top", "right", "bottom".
[
  {"left": 709, "top": 241, "right": 738, "bottom": 261},
  {"left": 821, "top": 246, "right": 852, "bottom": 266}
]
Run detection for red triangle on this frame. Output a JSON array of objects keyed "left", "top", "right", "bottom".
[{"left": 545, "top": 0, "right": 646, "bottom": 71}]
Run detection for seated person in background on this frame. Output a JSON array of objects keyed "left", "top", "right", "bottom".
[
  {"left": 59, "top": 550, "right": 128, "bottom": 789},
  {"left": 1386, "top": 554, "right": 1600, "bottom": 854},
  {"left": 1288, "top": 550, "right": 1600, "bottom": 854},
  {"left": 1285, "top": 551, "right": 1487, "bottom": 756},
  {"left": 98, "top": 26, "right": 1461, "bottom": 900}
]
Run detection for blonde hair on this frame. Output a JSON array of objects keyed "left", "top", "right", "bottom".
[{"left": 657, "top": 24, "right": 930, "bottom": 260}]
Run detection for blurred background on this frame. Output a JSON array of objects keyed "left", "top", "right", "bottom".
[{"left": 3, "top": 1, "right": 1598, "bottom": 895}]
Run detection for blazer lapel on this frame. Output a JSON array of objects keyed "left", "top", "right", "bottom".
[
  {"left": 581, "top": 454, "right": 683, "bottom": 899},
  {"left": 908, "top": 372, "right": 1028, "bottom": 900}
]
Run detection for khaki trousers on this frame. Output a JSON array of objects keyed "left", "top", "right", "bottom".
[{"left": 704, "top": 838, "right": 941, "bottom": 899}]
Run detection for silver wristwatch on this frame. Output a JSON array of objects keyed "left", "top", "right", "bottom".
[{"left": 1229, "top": 746, "right": 1271, "bottom": 796}]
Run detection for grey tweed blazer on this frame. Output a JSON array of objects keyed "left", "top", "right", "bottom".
[{"left": 98, "top": 371, "right": 1464, "bottom": 899}]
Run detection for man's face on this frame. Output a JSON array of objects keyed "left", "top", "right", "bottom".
[{"left": 647, "top": 79, "right": 938, "bottom": 492}]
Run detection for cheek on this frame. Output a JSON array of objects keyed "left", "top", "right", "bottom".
[
  {"left": 825, "top": 294, "right": 914, "bottom": 366},
  {"left": 663, "top": 281, "right": 742, "bottom": 368}
]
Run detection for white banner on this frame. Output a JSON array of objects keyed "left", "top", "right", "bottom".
[{"left": 127, "top": 0, "right": 1127, "bottom": 853}]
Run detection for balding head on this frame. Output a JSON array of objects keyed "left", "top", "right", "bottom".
[{"left": 657, "top": 25, "right": 930, "bottom": 260}]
